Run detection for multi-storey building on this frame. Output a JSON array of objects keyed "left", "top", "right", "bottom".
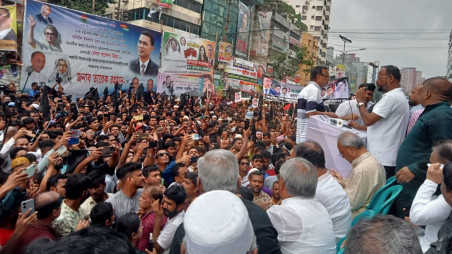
[
  {"left": 298, "top": 32, "right": 318, "bottom": 84},
  {"left": 288, "top": 0, "right": 331, "bottom": 65},
  {"left": 400, "top": 67, "right": 417, "bottom": 94},
  {"left": 447, "top": 29, "right": 452, "bottom": 82},
  {"left": 105, "top": 0, "right": 203, "bottom": 36}
]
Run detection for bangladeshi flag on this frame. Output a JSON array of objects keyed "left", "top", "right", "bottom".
[{"left": 157, "top": 0, "right": 175, "bottom": 8}]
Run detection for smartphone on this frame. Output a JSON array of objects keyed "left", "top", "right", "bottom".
[
  {"left": 56, "top": 145, "right": 67, "bottom": 156},
  {"left": 102, "top": 146, "right": 114, "bottom": 156},
  {"left": 70, "top": 129, "right": 81, "bottom": 137},
  {"left": 190, "top": 156, "right": 199, "bottom": 164},
  {"left": 21, "top": 199, "right": 35, "bottom": 217},
  {"left": 22, "top": 163, "right": 36, "bottom": 178},
  {"left": 148, "top": 141, "right": 157, "bottom": 148},
  {"left": 137, "top": 133, "right": 148, "bottom": 142},
  {"left": 133, "top": 115, "right": 144, "bottom": 121},
  {"left": 68, "top": 137, "right": 80, "bottom": 145},
  {"left": 244, "top": 120, "right": 250, "bottom": 130},
  {"left": 191, "top": 134, "right": 199, "bottom": 141}
]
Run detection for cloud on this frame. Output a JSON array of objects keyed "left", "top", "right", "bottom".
[{"left": 327, "top": 0, "right": 452, "bottom": 77}]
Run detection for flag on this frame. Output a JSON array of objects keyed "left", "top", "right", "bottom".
[
  {"left": 136, "top": 83, "right": 144, "bottom": 101},
  {"left": 92, "top": 88, "right": 99, "bottom": 103},
  {"left": 103, "top": 87, "right": 108, "bottom": 102}
]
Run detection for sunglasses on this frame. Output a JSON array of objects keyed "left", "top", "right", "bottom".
[
  {"left": 240, "top": 162, "right": 249, "bottom": 165},
  {"left": 158, "top": 152, "right": 169, "bottom": 157}
]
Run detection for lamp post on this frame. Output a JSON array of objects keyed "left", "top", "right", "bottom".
[{"left": 339, "top": 35, "right": 352, "bottom": 64}]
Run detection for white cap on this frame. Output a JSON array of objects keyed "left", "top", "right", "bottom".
[
  {"left": 234, "top": 134, "right": 242, "bottom": 139},
  {"left": 31, "top": 103, "right": 39, "bottom": 110},
  {"left": 184, "top": 190, "right": 254, "bottom": 254}
]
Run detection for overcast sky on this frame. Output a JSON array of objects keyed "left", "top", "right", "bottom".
[{"left": 327, "top": 0, "right": 452, "bottom": 78}]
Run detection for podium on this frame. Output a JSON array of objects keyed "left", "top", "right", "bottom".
[{"left": 306, "top": 115, "right": 367, "bottom": 178}]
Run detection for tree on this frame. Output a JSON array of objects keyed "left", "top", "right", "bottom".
[
  {"left": 47, "top": 0, "right": 115, "bottom": 15},
  {"left": 270, "top": 47, "right": 309, "bottom": 80}
]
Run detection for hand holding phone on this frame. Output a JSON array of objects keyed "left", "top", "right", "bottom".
[
  {"left": 21, "top": 199, "right": 35, "bottom": 217},
  {"left": 22, "top": 163, "right": 37, "bottom": 178}
]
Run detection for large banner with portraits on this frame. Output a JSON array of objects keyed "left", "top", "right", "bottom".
[
  {"left": 263, "top": 77, "right": 303, "bottom": 101},
  {"left": 0, "top": 5, "right": 17, "bottom": 51},
  {"left": 224, "top": 57, "right": 260, "bottom": 92},
  {"left": 160, "top": 31, "right": 215, "bottom": 95},
  {"left": 235, "top": 1, "right": 251, "bottom": 58},
  {"left": 20, "top": 0, "right": 162, "bottom": 96}
]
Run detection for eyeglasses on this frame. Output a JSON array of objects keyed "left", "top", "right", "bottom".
[
  {"left": 45, "top": 32, "right": 55, "bottom": 36},
  {"left": 377, "top": 75, "right": 389, "bottom": 80},
  {"left": 158, "top": 152, "right": 169, "bottom": 157},
  {"left": 240, "top": 162, "right": 249, "bottom": 165}
]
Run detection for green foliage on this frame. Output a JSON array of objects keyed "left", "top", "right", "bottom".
[
  {"left": 274, "top": 1, "right": 308, "bottom": 31},
  {"left": 270, "top": 47, "right": 308, "bottom": 80},
  {"left": 47, "top": 0, "right": 115, "bottom": 15}
]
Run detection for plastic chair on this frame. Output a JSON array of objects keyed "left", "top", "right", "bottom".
[
  {"left": 336, "top": 210, "right": 375, "bottom": 252},
  {"left": 367, "top": 176, "right": 396, "bottom": 212},
  {"left": 366, "top": 185, "right": 403, "bottom": 215},
  {"left": 352, "top": 209, "right": 375, "bottom": 226}
]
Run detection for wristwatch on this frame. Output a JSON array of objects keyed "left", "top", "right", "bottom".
[{"left": 356, "top": 102, "right": 365, "bottom": 108}]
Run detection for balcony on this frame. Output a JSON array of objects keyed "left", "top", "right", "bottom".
[{"left": 273, "top": 12, "right": 291, "bottom": 28}]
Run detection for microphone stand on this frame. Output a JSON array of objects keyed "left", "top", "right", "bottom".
[{"left": 22, "top": 71, "right": 32, "bottom": 92}]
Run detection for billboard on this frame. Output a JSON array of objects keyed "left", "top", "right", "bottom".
[
  {"left": 0, "top": 5, "right": 17, "bottom": 51},
  {"left": 263, "top": 78, "right": 303, "bottom": 100},
  {"left": 156, "top": 73, "right": 212, "bottom": 96},
  {"left": 331, "top": 65, "right": 350, "bottom": 99},
  {"left": 218, "top": 41, "right": 232, "bottom": 63},
  {"left": 235, "top": 1, "right": 250, "bottom": 58},
  {"left": 20, "top": 0, "right": 162, "bottom": 96},
  {"left": 224, "top": 57, "right": 260, "bottom": 92},
  {"left": 161, "top": 31, "right": 215, "bottom": 75},
  {"left": 256, "top": 11, "right": 272, "bottom": 56}
]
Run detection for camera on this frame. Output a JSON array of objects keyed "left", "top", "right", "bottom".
[{"left": 55, "top": 74, "right": 62, "bottom": 84}]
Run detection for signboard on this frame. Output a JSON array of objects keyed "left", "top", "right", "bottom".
[
  {"left": 20, "top": 0, "right": 162, "bottom": 96},
  {"left": 256, "top": 11, "right": 272, "bottom": 57},
  {"left": 157, "top": 0, "right": 175, "bottom": 8},
  {"left": 330, "top": 64, "right": 349, "bottom": 99},
  {"left": 263, "top": 77, "right": 303, "bottom": 100},
  {"left": 161, "top": 31, "right": 215, "bottom": 76},
  {"left": 218, "top": 41, "right": 232, "bottom": 63},
  {"left": 235, "top": 92, "right": 242, "bottom": 103},
  {"left": 235, "top": 1, "right": 251, "bottom": 58},
  {"left": 0, "top": 5, "right": 17, "bottom": 51},
  {"left": 157, "top": 73, "right": 210, "bottom": 96}
]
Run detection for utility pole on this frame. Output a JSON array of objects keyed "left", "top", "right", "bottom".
[
  {"left": 339, "top": 34, "right": 351, "bottom": 64},
  {"left": 223, "top": 0, "right": 231, "bottom": 42},
  {"left": 92, "top": 0, "right": 96, "bottom": 14}
]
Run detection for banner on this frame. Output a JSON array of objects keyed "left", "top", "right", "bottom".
[
  {"left": 0, "top": 5, "right": 17, "bottom": 51},
  {"left": 161, "top": 31, "right": 215, "bottom": 76},
  {"left": 263, "top": 78, "right": 303, "bottom": 100},
  {"left": 157, "top": 73, "right": 210, "bottom": 96},
  {"left": 235, "top": 1, "right": 250, "bottom": 58},
  {"left": 224, "top": 57, "right": 260, "bottom": 92},
  {"left": 235, "top": 92, "right": 242, "bottom": 103},
  {"left": 157, "top": 0, "right": 175, "bottom": 8},
  {"left": 21, "top": 0, "right": 162, "bottom": 96},
  {"left": 256, "top": 11, "right": 272, "bottom": 56},
  {"left": 218, "top": 41, "right": 232, "bottom": 63},
  {"left": 331, "top": 65, "right": 350, "bottom": 99}
]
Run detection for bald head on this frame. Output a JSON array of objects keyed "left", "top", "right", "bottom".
[
  {"left": 35, "top": 191, "right": 61, "bottom": 219},
  {"left": 422, "top": 77, "right": 452, "bottom": 103}
]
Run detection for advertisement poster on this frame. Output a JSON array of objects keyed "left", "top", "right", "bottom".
[
  {"left": 235, "top": 1, "right": 251, "bottom": 58},
  {"left": 0, "top": 5, "right": 17, "bottom": 51},
  {"left": 21, "top": 0, "right": 162, "bottom": 96},
  {"left": 263, "top": 76, "right": 302, "bottom": 100},
  {"left": 157, "top": 0, "right": 175, "bottom": 8},
  {"left": 252, "top": 98, "right": 258, "bottom": 108},
  {"left": 235, "top": 92, "right": 242, "bottom": 103},
  {"left": 218, "top": 41, "right": 232, "bottom": 63}
]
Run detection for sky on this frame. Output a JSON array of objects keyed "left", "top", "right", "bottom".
[{"left": 327, "top": 0, "right": 452, "bottom": 78}]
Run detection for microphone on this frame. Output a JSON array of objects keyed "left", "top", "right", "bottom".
[{"left": 26, "top": 66, "right": 33, "bottom": 75}]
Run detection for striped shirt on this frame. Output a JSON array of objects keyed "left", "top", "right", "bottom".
[
  {"left": 296, "top": 81, "right": 325, "bottom": 143},
  {"left": 407, "top": 108, "right": 425, "bottom": 134}
]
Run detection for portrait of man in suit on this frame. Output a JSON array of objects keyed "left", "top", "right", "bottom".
[
  {"left": 263, "top": 75, "right": 277, "bottom": 95},
  {"left": 36, "top": 4, "right": 53, "bottom": 25},
  {"left": 129, "top": 31, "right": 158, "bottom": 76},
  {"left": 0, "top": 8, "right": 16, "bottom": 41},
  {"left": 207, "top": 44, "right": 214, "bottom": 66}
]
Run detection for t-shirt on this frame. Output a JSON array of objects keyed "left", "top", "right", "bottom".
[
  {"left": 157, "top": 210, "right": 185, "bottom": 254},
  {"left": 296, "top": 82, "right": 326, "bottom": 143},
  {"left": 367, "top": 88, "right": 409, "bottom": 166},
  {"left": 106, "top": 189, "right": 143, "bottom": 219}
]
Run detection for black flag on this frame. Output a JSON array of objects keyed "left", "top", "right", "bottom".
[{"left": 40, "top": 86, "right": 50, "bottom": 117}]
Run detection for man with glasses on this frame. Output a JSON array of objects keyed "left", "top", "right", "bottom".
[
  {"left": 296, "top": 66, "right": 336, "bottom": 143},
  {"left": 331, "top": 132, "right": 385, "bottom": 218},
  {"left": 239, "top": 156, "right": 251, "bottom": 186},
  {"left": 355, "top": 65, "right": 409, "bottom": 178}
]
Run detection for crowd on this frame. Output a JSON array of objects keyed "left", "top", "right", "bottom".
[{"left": 0, "top": 65, "right": 451, "bottom": 254}]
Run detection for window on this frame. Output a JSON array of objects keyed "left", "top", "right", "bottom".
[
  {"left": 315, "top": 16, "right": 322, "bottom": 21},
  {"left": 314, "top": 26, "right": 321, "bottom": 31},
  {"left": 301, "top": 15, "right": 307, "bottom": 20},
  {"left": 316, "top": 6, "right": 323, "bottom": 10}
]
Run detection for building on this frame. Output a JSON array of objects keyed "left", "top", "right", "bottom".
[
  {"left": 201, "top": 0, "right": 239, "bottom": 45},
  {"left": 298, "top": 32, "right": 318, "bottom": 84},
  {"left": 288, "top": 0, "right": 331, "bottom": 65},
  {"left": 400, "top": 67, "right": 421, "bottom": 94},
  {"left": 105, "top": 0, "right": 203, "bottom": 36},
  {"left": 447, "top": 29, "right": 452, "bottom": 82}
]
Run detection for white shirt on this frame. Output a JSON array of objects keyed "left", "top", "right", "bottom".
[
  {"left": 267, "top": 196, "right": 336, "bottom": 254},
  {"left": 316, "top": 173, "right": 352, "bottom": 241},
  {"left": 29, "top": 71, "right": 49, "bottom": 86},
  {"left": 335, "top": 99, "right": 369, "bottom": 126},
  {"left": 157, "top": 210, "right": 185, "bottom": 254},
  {"left": 410, "top": 179, "right": 451, "bottom": 252},
  {"left": 296, "top": 82, "right": 324, "bottom": 143},
  {"left": 367, "top": 88, "right": 409, "bottom": 166}
]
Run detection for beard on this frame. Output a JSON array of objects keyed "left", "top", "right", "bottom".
[
  {"left": 164, "top": 208, "right": 180, "bottom": 219},
  {"left": 377, "top": 85, "right": 386, "bottom": 93}
]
